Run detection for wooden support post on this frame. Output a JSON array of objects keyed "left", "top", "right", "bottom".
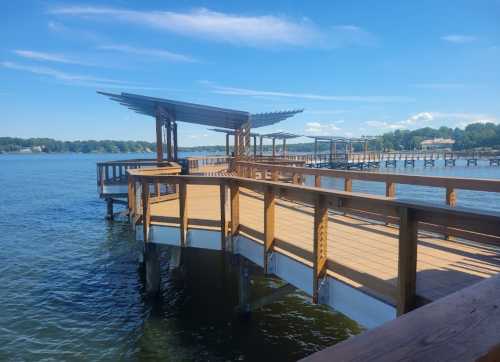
[
  {"left": 397, "top": 207, "right": 418, "bottom": 316},
  {"left": 166, "top": 120, "right": 173, "bottom": 161},
  {"left": 144, "top": 242, "right": 160, "bottom": 295},
  {"left": 344, "top": 178, "right": 352, "bottom": 192},
  {"left": 173, "top": 122, "right": 178, "bottom": 161},
  {"left": 314, "top": 138, "right": 318, "bottom": 160},
  {"left": 446, "top": 187, "right": 456, "bottom": 207},
  {"left": 264, "top": 186, "right": 275, "bottom": 274},
  {"left": 128, "top": 178, "right": 134, "bottom": 213},
  {"left": 142, "top": 181, "right": 150, "bottom": 242},
  {"left": 283, "top": 138, "right": 287, "bottom": 156},
  {"left": 313, "top": 195, "right": 328, "bottom": 303},
  {"left": 292, "top": 173, "right": 300, "bottom": 184},
  {"left": 329, "top": 140, "right": 334, "bottom": 164},
  {"left": 234, "top": 130, "right": 240, "bottom": 158},
  {"left": 314, "top": 175, "right": 321, "bottom": 188},
  {"left": 155, "top": 116, "right": 163, "bottom": 161},
  {"left": 226, "top": 133, "right": 230, "bottom": 156},
  {"left": 253, "top": 135, "right": 257, "bottom": 158},
  {"left": 271, "top": 169, "right": 279, "bottom": 182},
  {"left": 112, "top": 165, "right": 117, "bottom": 180},
  {"left": 179, "top": 182, "right": 187, "bottom": 247},
  {"left": 106, "top": 198, "right": 114, "bottom": 220},
  {"left": 386, "top": 182, "right": 396, "bottom": 198},
  {"left": 220, "top": 184, "right": 228, "bottom": 250},
  {"left": 272, "top": 138, "right": 276, "bottom": 158},
  {"left": 230, "top": 182, "right": 240, "bottom": 250},
  {"left": 259, "top": 136, "right": 264, "bottom": 156}
]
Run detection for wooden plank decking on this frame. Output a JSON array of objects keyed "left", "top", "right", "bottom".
[{"left": 149, "top": 184, "right": 500, "bottom": 305}]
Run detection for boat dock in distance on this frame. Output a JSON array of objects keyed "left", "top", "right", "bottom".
[{"left": 97, "top": 92, "right": 500, "bottom": 361}]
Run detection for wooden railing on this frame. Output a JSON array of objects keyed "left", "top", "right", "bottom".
[
  {"left": 96, "top": 159, "right": 175, "bottom": 196},
  {"left": 184, "top": 155, "right": 232, "bottom": 174},
  {"left": 235, "top": 161, "right": 500, "bottom": 244},
  {"left": 301, "top": 273, "right": 500, "bottom": 362},
  {"left": 127, "top": 169, "right": 500, "bottom": 316}
]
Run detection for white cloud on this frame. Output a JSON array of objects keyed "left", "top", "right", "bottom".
[
  {"left": 441, "top": 34, "right": 476, "bottom": 44},
  {"left": 364, "top": 112, "right": 498, "bottom": 132},
  {"left": 98, "top": 44, "right": 197, "bottom": 63},
  {"left": 50, "top": 6, "right": 322, "bottom": 47},
  {"left": 13, "top": 49, "right": 94, "bottom": 66},
  {"left": 305, "top": 121, "right": 341, "bottom": 134},
  {"left": 203, "top": 82, "right": 415, "bottom": 103}
]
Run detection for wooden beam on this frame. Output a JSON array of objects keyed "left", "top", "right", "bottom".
[
  {"left": 315, "top": 175, "right": 321, "bottom": 188},
  {"left": 397, "top": 207, "right": 418, "bottom": 315},
  {"left": 230, "top": 181, "right": 240, "bottom": 250},
  {"left": 179, "top": 182, "right": 187, "bottom": 247},
  {"left": 446, "top": 186, "right": 456, "bottom": 207},
  {"left": 313, "top": 194, "right": 328, "bottom": 303},
  {"left": 220, "top": 184, "right": 228, "bottom": 250},
  {"left": 301, "top": 274, "right": 500, "bottom": 362},
  {"left": 166, "top": 120, "right": 172, "bottom": 161},
  {"left": 155, "top": 116, "right": 163, "bottom": 162},
  {"left": 344, "top": 178, "right": 353, "bottom": 192},
  {"left": 142, "top": 181, "right": 151, "bottom": 242},
  {"left": 173, "top": 122, "right": 178, "bottom": 161},
  {"left": 264, "top": 186, "right": 275, "bottom": 274}
]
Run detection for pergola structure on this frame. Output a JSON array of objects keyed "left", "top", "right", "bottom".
[
  {"left": 98, "top": 91, "right": 303, "bottom": 161},
  {"left": 260, "top": 132, "right": 300, "bottom": 157},
  {"left": 209, "top": 128, "right": 261, "bottom": 157},
  {"left": 309, "top": 136, "right": 377, "bottom": 160}
]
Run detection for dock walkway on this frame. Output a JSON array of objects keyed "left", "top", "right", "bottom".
[{"left": 150, "top": 184, "right": 500, "bottom": 305}]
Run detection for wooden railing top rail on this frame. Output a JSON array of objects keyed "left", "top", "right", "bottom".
[
  {"left": 129, "top": 173, "right": 500, "bottom": 239},
  {"left": 127, "top": 163, "right": 182, "bottom": 176},
  {"left": 301, "top": 273, "right": 500, "bottom": 362},
  {"left": 236, "top": 160, "right": 500, "bottom": 193},
  {"left": 97, "top": 158, "right": 171, "bottom": 166}
]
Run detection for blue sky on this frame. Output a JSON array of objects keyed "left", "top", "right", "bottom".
[{"left": 1, "top": 1, "right": 499, "bottom": 146}]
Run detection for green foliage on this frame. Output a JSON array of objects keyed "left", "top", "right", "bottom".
[
  {"left": 0, "top": 137, "right": 155, "bottom": 154},
  {"left": 1, "top": 122, "right": 499, "bottom": 154}
]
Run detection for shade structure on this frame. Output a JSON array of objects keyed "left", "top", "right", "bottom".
[
  {"left": 98, "top": 91, "right": 303, "bottom": 129},
  {"left": 261, "top": 132, "right": 300, "bottom": 140},
  {"left": 209, "top": 128, "right": 260, "bottom": 137}
]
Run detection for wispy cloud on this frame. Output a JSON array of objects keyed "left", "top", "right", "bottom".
[
  {"left": 98, "top": 44, "right": 197, "bottom": 63},
  {"left": 441, "top": 34, "right": 476, "bottom": 44},
  {"left": 50, "top": 6, "right": 322, "bottom": 47},
  {"left": 0, "top": 61, "right": 165, "bottom": 91},
  {"left": 203, "top": 82, "right": 414, "bottom": 103},
  {"left": 13, "top": 49, "right": 94, "bottom": 66},
  {"left": 330, "top": 25, "right": 378, "bottom": 47}
]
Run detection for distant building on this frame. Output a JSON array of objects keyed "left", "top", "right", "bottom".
[{"left": 420, "top": 138, "right": 455, "bottom": 151}]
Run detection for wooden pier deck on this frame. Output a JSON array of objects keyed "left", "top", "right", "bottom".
[{"left": 149, "top": 184, "right": 500, "bottom": 305}]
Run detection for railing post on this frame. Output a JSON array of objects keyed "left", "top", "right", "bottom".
[
  {"left": 271, "top": 169, "right": 279, "bottom": 182},
  {"left": 292, "top": 173, "right": 300, "bottom": 184},
  {"left": 313, "top": 194, "right": 328, "bottom": 303},
  {"left": 385, "top": 182, "right": 396, "bottom": 224},
  {"left": 344, "top": 178, "right": 352, "bottom": 192},
  {"left": 397, "top": 207, "right": 418, "bottom": 316},
  {"left": 445, "top": 187, "right": 457, "bottom": 240},
  {"left": 179, "top": 182, "right": 188, "bottom": 247},
  {"left": 220, "top": 184, "right": 228, "bottom": 250},
  {"left": 128, "top": 177, "right": 135, "bottom": 216},
  {"left": 264, "top": 186, "right": 276, "bottom": 274},
  {"left": 230, "top": 181, "right": 240, "bottom": 251},
  {"left": 142, "top": 180, "right": 151, "bottom": 242},
  {"left": 315, "top": 175, "right": 321, "bottom": 188}
]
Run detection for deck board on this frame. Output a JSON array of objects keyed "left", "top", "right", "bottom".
[{"left": 150, "top": 185, "right": 500, "bottom": 304}]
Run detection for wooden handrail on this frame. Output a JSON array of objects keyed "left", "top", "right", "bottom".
[
  {"left": 128, "top": 171, "right": 500, "bottom": 315},
  {"left": 300, "top": 274, "right": 500, "bottom": 362}
]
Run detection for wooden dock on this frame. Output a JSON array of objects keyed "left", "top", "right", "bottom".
[{"left": 149, "top": 184, "right": 500, "bottom": 305}]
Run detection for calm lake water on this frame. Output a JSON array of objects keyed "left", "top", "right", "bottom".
[
  {"left": 1, "top": 153, "right": 499, "bottom": 361},
  {"left": 0, "top": 153, "right": 359, "bottom": 361}
]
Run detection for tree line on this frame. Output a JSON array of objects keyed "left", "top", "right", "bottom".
[{"left": 1, "top": 122, "right": 499, "bottom": 154}]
